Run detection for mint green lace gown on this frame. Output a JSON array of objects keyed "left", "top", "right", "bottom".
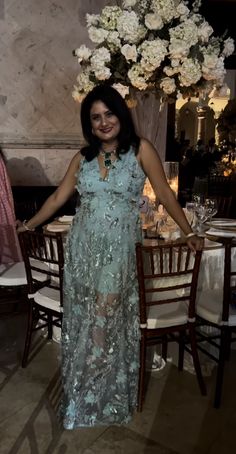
[{"left": 60, "top": 148, "right": 146, "bottom": 428}]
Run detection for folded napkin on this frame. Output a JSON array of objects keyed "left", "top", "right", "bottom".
[
  {"left": 46, "top": 223, "right": 70, "bottom": 233},
  {"left": 57, "top": 215, "right": 74, "bottom": 223},
  {"left": 206, "top": 228, "right": 236, "bottom": 238}
]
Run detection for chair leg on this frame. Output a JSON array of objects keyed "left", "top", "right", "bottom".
[
  {"left": 137, "top": 334, "right": 146, "bottom": 412},
  {"left": 214, "top": 327, "right": 227, "bottom": 408},
  {"left": 22, "top": 301, "right": 34, "bottom": 368},
  {"left": 225, "top": 329, "right": 231, "bottom": 361},
  {"left": 189, "top": 324, "right": 207, "bottom": 396},
  {"left": 48, "top": 313, "right": 53, "bottom": 339},
  {"left": 162, "top": 335, "right": 168, "bottom": 361},
  {"left": 178, "top": 330, "right": 185, "bottom": 371}
]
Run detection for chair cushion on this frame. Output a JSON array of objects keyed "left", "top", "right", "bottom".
[
  {"left": 0, "top": 262, "right": 27, "bottom": 286},
  {"left": 33, "top": 286, "right": 62, "bottom": 312},
  {"left": 196, "top": 289, "right": 236, "bottom": 326},
  {"left": 0, "top": 260, "right": 49, "bottom": 286},
  {"left": 147, "top": 301, "right": 189, "bottom": 329}
]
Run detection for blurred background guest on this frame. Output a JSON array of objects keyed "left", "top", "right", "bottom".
[{"left": 0, "top": 148, "right": 22, "bottom": 263}]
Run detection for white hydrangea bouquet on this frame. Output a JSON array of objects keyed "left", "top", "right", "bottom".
[{"left": 72, "top": 0, "right": 234, "bottom": 102}]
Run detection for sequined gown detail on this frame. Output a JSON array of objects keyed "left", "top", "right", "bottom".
[{"left": 61, "top": 149, "right": 146, "bottom": 428}]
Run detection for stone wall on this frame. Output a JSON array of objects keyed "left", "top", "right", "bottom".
[{"left": 0, "top": 0, "right": 117, "bottom": 185}]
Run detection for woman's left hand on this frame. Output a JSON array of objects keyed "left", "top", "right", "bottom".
[{"left": 186, "top": 235, "right": 204, "bottom": 252}]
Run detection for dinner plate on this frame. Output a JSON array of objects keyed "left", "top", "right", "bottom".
[
  {"left": 206, "top": 218, "right": 236, "bottom": 231},
  {"left": 206, "top": 228, "right": 236, "bottom": 238}
]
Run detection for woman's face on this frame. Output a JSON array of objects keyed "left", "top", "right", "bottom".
[{"left": 90, "top": 101, "right": 120, "bottom": 145}]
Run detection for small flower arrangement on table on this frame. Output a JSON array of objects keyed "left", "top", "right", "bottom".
[{"left": 72, "top": 0, "right": 234, "bottom": 102}]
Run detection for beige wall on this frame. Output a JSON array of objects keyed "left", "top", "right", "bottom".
[{"left": 0, "top": 0, "right": 118, "bottom": 184}]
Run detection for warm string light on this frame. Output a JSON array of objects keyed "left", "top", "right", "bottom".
[{"left": 221, "top": 152, "right": 236, "bottom": 177}]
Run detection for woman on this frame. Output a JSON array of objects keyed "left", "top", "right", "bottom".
[{"left": 18, "top": 85, "right": 202, "bottom": 428}]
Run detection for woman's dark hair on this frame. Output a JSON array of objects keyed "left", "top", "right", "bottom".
[{"left": 80, "top": 84, "right": 140, "bottom": 161}]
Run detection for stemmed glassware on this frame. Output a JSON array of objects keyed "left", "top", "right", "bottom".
[
  {"left": 194, "top": 204, "right": 210, "bottom": 233},
  {"left": 185, "top": 202, "right": 196, "bottom": 227},
  {"left": 189, "top": 196, "right": 218, "bottom": 233},
  {"left": 204, "top": 198, "right": 218, "bottom": 221}
]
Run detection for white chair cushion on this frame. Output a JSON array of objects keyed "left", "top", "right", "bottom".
[
  {"left": 147, "top": 301, "right": 189, "bottom": 329},
  {"left": 0, "top": 260, "right": 49, "bottom": 286},
  {"left": 0, "top": 262, "right": 27, "bottom": 286},
  {"left": 196, "top": 289, "right": 236, "bottom": 326},
  {"left": 33, "top": 286, "right": 62, "bottom": 312}
]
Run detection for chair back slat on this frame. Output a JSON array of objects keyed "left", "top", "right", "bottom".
[
  {"left": 216, "top": 196, "right": 232, "bottom": 218},
  {"left": 219, "top": 237, "right": 236, "bottom": 323},
  {"left": 19, "top": 231, "right": 64, "bottom": 306}
]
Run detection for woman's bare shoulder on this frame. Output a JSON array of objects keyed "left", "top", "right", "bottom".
[
  {"left": 139, "top": 137, "right": 156, "bottom": 152},
  {"left": 137, "top": 138, "right": 159, "bottom": 162},
  {"left": 70, "top": 150, "right": 84, "bottom": 169}
]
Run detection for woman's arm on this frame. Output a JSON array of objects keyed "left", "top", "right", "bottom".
[
  {"left": 138, "top": 139, "right": 203, "bottom": 250},
  {"left": 17, "top": 151, "right": 82, "bottom": 232}
]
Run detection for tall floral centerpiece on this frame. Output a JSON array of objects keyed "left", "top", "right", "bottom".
[
  {"left": 72, "top": 0, "right": 234, "bottom": 201},
  {"left": 72, "top": 0, "right": 234, "bottom": 103}
]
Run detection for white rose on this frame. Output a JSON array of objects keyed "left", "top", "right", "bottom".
[
  {"left": 145, "top": 13, "right": 163, "bottom": 30},
  {"left": 74, "top": 45, "right": 92, "bottom": 63},
  {"left": 222, "top": 38, "right": 235, "bottom": 57},
  {"left": 86, "top": 14, "right": 100, "bottom": 27},
  {"left": 176, "top": 3, "right": 189, "bottom": 18},
  {"left": 94, "top": 67, "right": 111, "bottom": 80},
  {"left": 112, "top": 83, "right": 130, "bottom": 98},
  {"left": 198, "top": 22, "right": 213, "bottom": 42},
  {"left": 160, "top": 77, "right": 176, "bottom": 94},
  {"left": 121, "top": 44, "right": 137, "bottom": 62},
  {"left": 202, "top": 56, "right": 225, "bottom": 82},
  {"left": 202, "top": 53, "right": 219, "bottom": 70}
]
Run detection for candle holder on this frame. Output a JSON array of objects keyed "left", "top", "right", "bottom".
[{"left": 164, "top": 162, "right": 179, "bottom": 197}]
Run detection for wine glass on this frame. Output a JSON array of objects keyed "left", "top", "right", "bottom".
[
  {"left": 204, "top": 198, "right": 218, "bottom": 221},
  {"left": 185, "top": 202, "right": 195, "bottom": 227},
  {"left": 194, "top": 204, "right": 209, "bottom": 233}
]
